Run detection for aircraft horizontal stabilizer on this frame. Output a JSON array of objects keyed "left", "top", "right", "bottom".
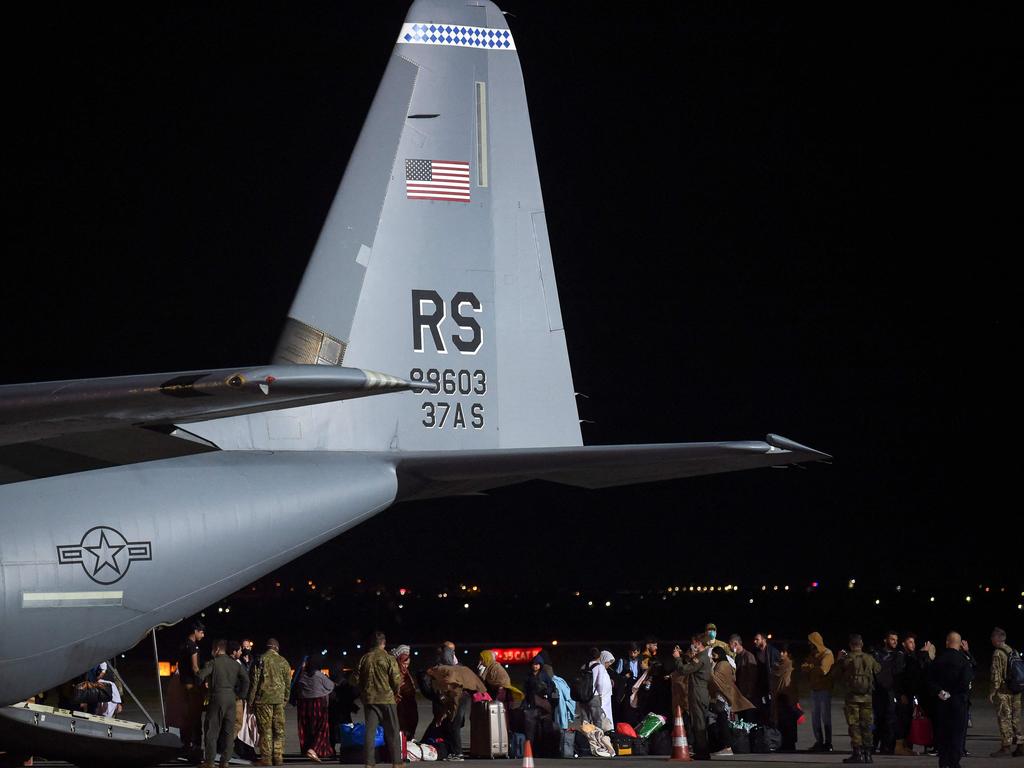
[
  {"left": 392, "top": 434, "right": 830, "bottom": 499},
  {"left": 0, "top": 365, "right": 410, "bottom": 447}
]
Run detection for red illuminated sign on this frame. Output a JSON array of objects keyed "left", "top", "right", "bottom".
[{"left": 491, "top": 647, "right": 543, "bottom": 664}]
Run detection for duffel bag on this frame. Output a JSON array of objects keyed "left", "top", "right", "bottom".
[{"left": 749, "top": 724, "right": 781, "bottom": 753}]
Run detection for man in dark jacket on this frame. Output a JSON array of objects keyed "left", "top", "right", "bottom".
[
  {"left": 674, "top": 634, "right": 713, "bottom": 760},
  {"left": 612, "top": 642, "right": 642, "bottom": 725},
  {"left": 872, "top": 631, "right": 905, "bottom": 755},
  {"left": 752, "top": 632, "right": 780, "bottom": 723},
  {"left": 894, "top": 633, "right": 925, "bottom": 755},
  {"left": 928, "top": 632, "right": 974, "bottom": 768},
  {"left": 729, "top": 635, "right": 760, "bottom": 706}
]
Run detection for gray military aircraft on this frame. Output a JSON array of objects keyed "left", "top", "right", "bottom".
[{"left": 0, "top": 0, "right": 828, "bottom": 707}]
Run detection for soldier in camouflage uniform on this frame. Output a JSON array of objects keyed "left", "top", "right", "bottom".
[
  {"left": 834, "top": 634, "right": 881, "bottom": 764},
  {"left": 355, "top": 630, "right": 403, "bottom": 768},
  {"left": 989, "top": 628, "right": 1023, "bottom": 758},
  {"left": 247, "top": 638, "right": 292, "bottom": 766}
]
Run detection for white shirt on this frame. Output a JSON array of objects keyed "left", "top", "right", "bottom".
[{"left": 95, "top": 679, "right": 122, "bottom": 718}]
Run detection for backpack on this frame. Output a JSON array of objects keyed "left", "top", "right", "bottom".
[
  {"left": 570, "top": 663, "right": 596, "bottom": 705},
  {"left": 1004, "top": 648, "right": 1024, "bottom": 694},
  {"left": 848, "top": 656, "right": 874, "bottom": 696}
]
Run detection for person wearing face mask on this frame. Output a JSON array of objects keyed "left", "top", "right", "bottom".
[{"left": 705, "top": 624, "right": 736, "bottom": 667}]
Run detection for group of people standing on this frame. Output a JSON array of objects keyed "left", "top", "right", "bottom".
[
  {"left": 168, "top": 620, "right": 1022, "bottom": 767},
  {"left": 598, "top": 626, "right": 800, "bottom": 759},
  {"left": 172, "top": 621, "right": 340, "bottom": 767}
]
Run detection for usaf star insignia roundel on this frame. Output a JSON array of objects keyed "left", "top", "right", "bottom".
[{"left": 57, "top": 526, "right": 153, "bottom": 585}]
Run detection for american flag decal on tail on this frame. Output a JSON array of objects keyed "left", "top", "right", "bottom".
[{"left": 405, "top": 159, "right": 471, "bottom": 202}]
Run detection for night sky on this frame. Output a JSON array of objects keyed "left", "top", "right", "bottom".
[{"left": 2, "top": 2, "right": 1018, "bottom": 623}]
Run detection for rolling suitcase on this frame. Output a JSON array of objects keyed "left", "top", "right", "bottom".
[{"left": 470, "top": 699, "right": 509, "bottom": 758}]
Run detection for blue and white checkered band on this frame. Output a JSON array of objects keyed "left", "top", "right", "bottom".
[{"left": 397, "top": 22, "right": 516, "bottom": 51}]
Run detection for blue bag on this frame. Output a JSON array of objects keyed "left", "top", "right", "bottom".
[{"left": 340, "top": 722, "right": 385, "bottom": 748}]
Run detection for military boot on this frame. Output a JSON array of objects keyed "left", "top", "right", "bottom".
[
  {"left": 1012, "top": 744, "right": 1023, "bottom": 757},
  {"left": 863, "top": 749, "right": 874, "bottom": 763},
  {"left": 989, "top": 746, "right": 1012, "bottom": 758},
  {"left": 843, "top": 749, "right": 862, "bottom": 764}
]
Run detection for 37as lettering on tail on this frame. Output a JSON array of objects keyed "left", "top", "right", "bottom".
[{"left": 0, "top": 0, "right": 828, "bottom": 706}]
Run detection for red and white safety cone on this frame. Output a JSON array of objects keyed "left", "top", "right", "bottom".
[
  {"left": 668, "top": 705, "right": 693, "bottom": 762},
  {"left": 523, "top": 739, "right": 535, "bottom": 768}
]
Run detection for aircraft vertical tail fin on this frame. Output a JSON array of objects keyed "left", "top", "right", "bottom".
[{"left": 271, "top": 0, "right": 581, "bottom": 451}]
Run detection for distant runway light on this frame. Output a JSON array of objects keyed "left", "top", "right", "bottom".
[
  {"left": 321, "top": 649, "right": 328, "bottom": 656},
  {"left": 875, "top": 599, "right": 881, "bottom": 605},
  {"left": 965, "top": 596, "right": 972, "bottom": 603},
  {"left": 605, "top": 601, "right": 612, "bottom": 607},
  {"left": 463, "top": 603, "right": 470, "bottom": 609},
  {"left": 930, "top": 596, "right": 935, "bottom": 602},
  {"left": 587, "top": 600, "right": 594, "bottom": 606},
  {"left": 749, "top": 599, "right": 754, "bottom": 604}
]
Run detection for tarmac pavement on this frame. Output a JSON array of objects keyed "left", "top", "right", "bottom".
[{"left": 14, "top": 692, "right": 1020, "bottom": 767}]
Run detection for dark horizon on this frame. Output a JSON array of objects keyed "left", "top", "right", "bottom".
[{"left": 2, "top": 4, "right": 1017, "bottom": 603}]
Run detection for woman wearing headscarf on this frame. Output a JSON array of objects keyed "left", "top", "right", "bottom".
[
  {"left": 708, "top": 646, "right": 755, "bottom": 754},
  {"left": 295, "top": 656, "right": 336, "bottom": 763},
  {"left": 392, "top": 645, "right": 419, "bottom": 740},
  {"left": 477, "top": 651, "right": 524, "bottom": 708},
  {"left": 770, "top": 643, "right": 800, "bottom": 751},
  {"left": 596, "top": 650, "right": 616, "bottom": 729}
]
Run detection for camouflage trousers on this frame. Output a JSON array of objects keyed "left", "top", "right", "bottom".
[
  {"left": 844, "top": 700, "right": 874, "bottom": 749},
  {"left": 994, "top": 692, "right": 1022, "bottom": 746},
  {"left": 255, "top": 703, "right": 286, "bottom": 760}
]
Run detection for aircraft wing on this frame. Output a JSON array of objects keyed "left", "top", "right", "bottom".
[
  {"left": 392, "top": 434, "right": 831, "bottom": 499},
  {"left": 0, "top": 364, "right": 410, "bottom": 448}
]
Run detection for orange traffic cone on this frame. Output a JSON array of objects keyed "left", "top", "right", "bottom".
[
  {"left": 523, "top": 739, "right": 535, "bottom": 768},
  {"left": 667, "top": 705, "right": 693, "bottom": 762}
]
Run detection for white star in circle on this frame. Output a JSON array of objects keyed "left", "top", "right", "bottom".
[{"left": 84, "top": 531, "right": 125, "bottom": 577}]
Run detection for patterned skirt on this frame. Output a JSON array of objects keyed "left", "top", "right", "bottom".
[{"left": 297, "top": 696, "right": 335, "bottom": 756}]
